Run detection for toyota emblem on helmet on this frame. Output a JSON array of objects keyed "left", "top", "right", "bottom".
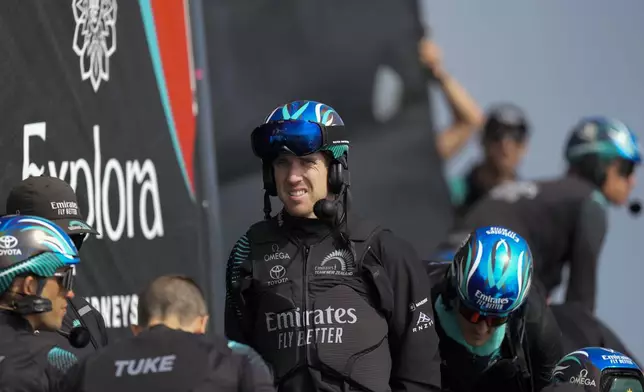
[{"left": 0, "top": 236, "right": 18, "bottom": 250}]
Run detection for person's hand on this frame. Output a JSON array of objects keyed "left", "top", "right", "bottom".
[{"left": 418, "top": 39, "right": 446, "bottom": 80}]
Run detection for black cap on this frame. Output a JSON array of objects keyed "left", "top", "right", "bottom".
[
  {"left": 483, "top": 103, "right": 529, "bottom": 141},
  {"left": 5, "top": 176, "right": 99, "bottom": 236}
]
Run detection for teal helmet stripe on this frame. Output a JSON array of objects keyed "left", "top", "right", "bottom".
[
  {"left": 0, "top": 253, "right": 69, "bottom": 292},
  {"left": 322, "top": 145, "right": 348, "bottom": 159},
  {"left": 461, "top": 245, "right": 473, "bottom": 295},
  {"left": 495, "top": 261, "right": 512, "bottom": 290},
  {"left": 521, "top": 251, "right": 531, "bottom": 297},
  {"left": 508, "top": 250, "right": 528, "bottom": 311},
  {"left": 280, "top": 105, "right": 290, "bottom": 120},
  {"left": 567, "top": 141, "right": 621, "bottom": 160},
  {"left": 560, "top": 354, "right": 583, "bottom": 367},
  {"left": 19, "top": 217, "right": 75, "bottom": 255},
  {"left": 486, "top": 240, "right": 514, "bottom": 290},
  {"left": 320, "top": 107, "right": 336, "bottom": 124},
  {"left": 282, "top": 102, "right": 310, "bottom": 120},
  {"left": 486, "top": 250, "right": 496, "bottom": 288}
]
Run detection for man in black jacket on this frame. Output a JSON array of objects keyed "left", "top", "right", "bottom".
[
  {"left": 5, "top": 176, "right": 108, "bottom": 355},
  {"left": 225, "top": 100, "right": 441, "bottom": 392},
  {"left": 57, "top": 275, "right": 274, "bottom": 392},
  {"left": 0, "top": 215, "right": 82, "bottom": 391}
]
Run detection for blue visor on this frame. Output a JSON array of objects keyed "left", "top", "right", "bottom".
[{"left": 251, "top": 121, "right": 328, "bottom": 159}]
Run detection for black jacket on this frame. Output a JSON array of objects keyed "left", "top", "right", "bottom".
[
  {"left": 427, "top": 261, "right": 563, "bottom": 392},
  {"left": 37, "top": 297, "right": 108, "bottom": 358},
  {"left": 0, "top": 310, "right": 78, "bottom": 392},
  {"left": 453, "top": 176, "right": 607, "bottom": 314},
  {"left": 551, "top": 302, "right": 640, "bottom": 366},
  {"left": 225, "top": 212, "right": 442, "bottom": 392},
  {"left": 56, "top": 325, "right": 275, "bottom": 392}
]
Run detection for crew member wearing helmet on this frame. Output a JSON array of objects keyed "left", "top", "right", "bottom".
[
  {"left": 0, "top": 215, "right": 81, "bottom": 391},
  {"left": 225, "top": 100, "right": 441, "bottom": 392},
  {"left": 427, "top": 226, "right": 563, "bottom": 392},
  {"left": 449, "top": 103, "right": 530, "bottom": 217},
  {"left": 451, "top": 116, "right": 641, "bottom": 313},
  {"left": 6, "top": 176, "right": 107, "bottom": 355},
  {"left": 550, "top": 347, "right": 643, "bottom": 392}
]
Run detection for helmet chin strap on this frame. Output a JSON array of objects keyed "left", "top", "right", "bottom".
[{"left": 263, "top": 191, "right": 272, "bottom": 221}]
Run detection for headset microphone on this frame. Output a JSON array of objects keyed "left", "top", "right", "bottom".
[
  {"left": 313, "top": 198, "right": 341, "bottom": 222},
  {"left": 57, "top": 326, "right": 91, "bottom": 349},
  {"left": 629, "top": 199, "right": 642, "bottom": 216},
  {"left": 313, "top": 181, "right": 348, "bottom": 224}
]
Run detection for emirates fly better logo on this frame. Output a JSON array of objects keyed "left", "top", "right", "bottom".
[{"left": 72, "top": 0, "right": 118, "bottom": 92}]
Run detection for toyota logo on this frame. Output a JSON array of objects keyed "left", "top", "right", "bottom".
[
  {"left": 0, "top": 236, "right": 18, "bottom": 250},
  {"left": 269, "top": 265, "right": 286, "bottom": 280}
]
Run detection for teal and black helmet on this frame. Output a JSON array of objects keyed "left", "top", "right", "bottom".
[
  {"left": 565, "top": 117, "right": 640, "bottom": 186},
  {"left": 0, "top": 215, "right": 79, "bottom": 293},
  {"left": 566, "top": 117, "right": 640, "bottom": 163}
]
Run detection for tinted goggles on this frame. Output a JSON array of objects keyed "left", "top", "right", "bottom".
[
  {"left": 617, "top": 159, "right": 637, "bottom": 178},
  {"left": 251, "top": 121, "right": 335, "bottom": 160},
  {"left": 53, "top": 267, "right": 75, "bottom": 292},
  {"left": 458, "top": 300, "right": 509, "bottom": 327},
  {"left": 483, "top": 125, "right": 527, "bottom": 143}
]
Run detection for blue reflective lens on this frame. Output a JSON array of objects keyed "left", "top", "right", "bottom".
[{"left": 251, "top": 121, "right": 325, "bottom": 159}]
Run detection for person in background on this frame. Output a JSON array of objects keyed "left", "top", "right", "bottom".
[
  {"left": 0, "top": 215, "right": 81, "bottom": 391},
  {"left": 5, "top": 176, "right": 107, "bottom": 356},
  {"left": 449, "top": 103, "right": 531, "bottom": 218},
  {"left": 427, "top": 226, "right": 563, "bottom": 392},
  {"left": 418, "top": 38, "right": 485, "bottom": 161},
  {"left": 451, "top": 117, "right": 640, "bottom": 313},
  {"left": 57, "top": 274, "right": 275, "bottom": 392}
]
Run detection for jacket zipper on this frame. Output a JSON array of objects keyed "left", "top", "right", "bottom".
[{"left": 302, "top": 245, "right": 310, "bottom": 365}]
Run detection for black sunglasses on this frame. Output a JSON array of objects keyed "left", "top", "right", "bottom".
[
  {"left": 457, "top": 299, "right": 509, "bottom": 327},
  {"left": 617, "top": 159, "right": 637, "bottom": 178},
  {"left": 53, "top": 267, "right": 75, "bottom": 292}
]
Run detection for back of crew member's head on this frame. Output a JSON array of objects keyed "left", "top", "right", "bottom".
[{"left": 133, "top": 274, "right": 209, "bottom": 336}]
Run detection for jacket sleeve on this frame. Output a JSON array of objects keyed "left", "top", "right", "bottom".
[
  {"left": 50, "top": 358, "right": 86, "bottom": 392},
  {"left": 374, "top": 230, "right": 442, "bottom": 392},
  {"left": 225, "top": 234, "right": 253, "bottom": 345},
  {"left": 91, "top": 303, "right": 109, "bottom": 347},
  {"left": 567, "top": 196, "right": 607, "bottom": 313},
  {"left": 524, "top": 288, "right": 564, "bottom": 392},
  {"left": 233, "top": 343, "right": 276, "bottom": 392}
]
